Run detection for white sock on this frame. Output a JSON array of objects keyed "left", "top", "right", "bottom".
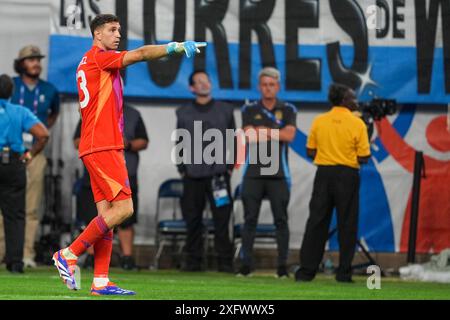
[
  {"left": 62, "top": 248, "right": 78, "bottom": 260},
  {"left": 93, "top": 277, "right": 110, "bottom": 287}
]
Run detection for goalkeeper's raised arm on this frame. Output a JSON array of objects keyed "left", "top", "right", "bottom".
[
  {"left": 89, "top": 13, "right": 206, "bottom": 68},
  {"left": 122, "top": 41, "right": 206, "bottom": 67}
]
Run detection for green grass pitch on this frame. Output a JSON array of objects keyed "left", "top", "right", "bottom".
[{"left": 0, "top": 266, "right": 448, "bottom": 300}]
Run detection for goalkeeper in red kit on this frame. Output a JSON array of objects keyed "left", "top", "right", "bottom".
[{"left": 52, "top": 14, "right": 206, "bottom": 295}]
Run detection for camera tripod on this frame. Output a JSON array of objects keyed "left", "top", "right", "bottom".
[
  {"left": 35, "top": 158, "right": 66, "bottom": 265},
  {"left": 328, "top": 228, "right": 386, "bottom": 276}
]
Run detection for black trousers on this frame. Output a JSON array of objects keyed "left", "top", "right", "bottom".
[
  {"left": 0, "top": 160, "right": 26, "bottom": 268},
  {"left": 240, "top": 178, "right": 290, "bottom": 268},
  {"left": 298, "top": 165, "right": 360, "bottom": 281},
  {"left": 181, "top": 175, "right": 233, "bottom": 268}
]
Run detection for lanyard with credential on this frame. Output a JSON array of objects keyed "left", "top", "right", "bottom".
[{"left": 19, "top": 85, "right": 40, "bottom": 115}]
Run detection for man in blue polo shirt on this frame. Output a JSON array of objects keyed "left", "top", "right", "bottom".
[
  {"left": 0, "top": 74, "right": 49, "bottom": 273},
  {"left": 10, "top": 45, "right": 60, "bottom": 267}
]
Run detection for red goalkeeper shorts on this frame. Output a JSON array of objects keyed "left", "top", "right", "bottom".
[{"left": 82, "top": 149, "right": 132, "bottom": 203}]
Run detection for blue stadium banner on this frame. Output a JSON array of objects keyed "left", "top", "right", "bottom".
[{"left": 49, "top": 0, "right": 450, "bottom": 103}]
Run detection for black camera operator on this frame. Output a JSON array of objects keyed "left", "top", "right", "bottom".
[
  {"left": 0, "top": 74, "right": 49, "bottom": 273},
  {"left": 296, "top": 83, "right": 371, "bottom": 283}
]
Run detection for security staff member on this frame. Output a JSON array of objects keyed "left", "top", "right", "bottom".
[
  {"left": 11, "top": 45, "right": 60, "bottom": 268},
  {"left": 0, "top": 74, "right": 49, "bottom": 273},
  {"left": 295, "top": 83, "right": 370, "bottom": 283},
  {"left": 239, "top": 67, "right": 297, "bottom": 278},
  {"left": 175, "top": 70, "right": 235, "bottom": 272}
]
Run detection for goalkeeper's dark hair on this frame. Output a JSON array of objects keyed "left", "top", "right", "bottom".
[
  {"left": 0, "top": 74, "right": 14, "bottom": 99},
  {"left": 328, "top": 83, "right": 351, "bottom": 106},
  {"left": 189, "top": 70, "right": 209, "bottom": 86},
  {"left": 90, "top": 14, "right": 120, "bottom": 37}
]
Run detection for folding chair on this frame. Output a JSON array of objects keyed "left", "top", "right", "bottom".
[
  {"left": 152, "top": 178, "right": 216, "bottom": 269},
  {"left": 152, "top": 178, "right": 185, "bottom": 269}
]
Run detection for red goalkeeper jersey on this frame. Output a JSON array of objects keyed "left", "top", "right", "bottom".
[{"left": 76, "top": 45, "right": 128, "bottom": 157}]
